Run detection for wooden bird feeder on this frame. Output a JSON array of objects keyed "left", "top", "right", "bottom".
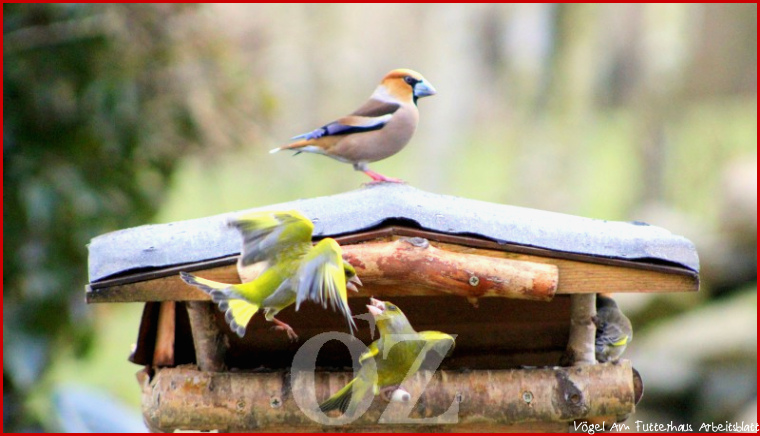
[{"left": 85, "top": 184, "right": 699, "bottom": 432}]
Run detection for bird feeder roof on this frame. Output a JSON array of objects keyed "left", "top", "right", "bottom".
[{"left": 88, "top": 183, "right": 699, "bottom": 284}]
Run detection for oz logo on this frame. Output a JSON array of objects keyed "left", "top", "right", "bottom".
[{"left": 290, "top": 331, "right": 459, "bottom": 425}]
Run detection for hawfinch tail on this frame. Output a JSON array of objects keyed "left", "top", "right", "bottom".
[{"left": 270, "top": 69, "right": 436, "bottom": 183}]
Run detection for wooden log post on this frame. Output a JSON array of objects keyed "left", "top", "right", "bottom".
[
  {"left": 340, "top": 237, "right": 559, "bottom": 301},
  {"left": 186, "top": 301, "right": 229, "bottom": 372},
  {"left": 152, "top": 301, "right": 176, "bottom": 367},
  {"left": 142, "top": 362, "right": 636, "bottom": 432},
  {"left": 563, "top": 294, "right": 597, "bottom": 366}
]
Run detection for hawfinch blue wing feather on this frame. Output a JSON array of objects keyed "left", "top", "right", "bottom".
[{"left": 291, "top": 114, "right": 394, "bottom": 140}]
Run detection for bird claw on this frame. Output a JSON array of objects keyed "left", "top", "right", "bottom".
[
  {"left": 271, "top": 325, "right": 299, "bottom": 342},
  {"left": 363, "top": 178, "right": 406, "bottom": 185},
  {"left": 271, "top": 319, "right": 299, "bottom": 342},
  {"left": 362, "top": 170, "right": 405, "bottom": 184}
]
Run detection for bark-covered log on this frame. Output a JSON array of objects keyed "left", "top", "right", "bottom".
[
  {"left": 339, "top": 237, "right": 558, "bottom": 301},
  {"left": 141, "top": 362, "right": 636, "bottom": 432},
  {"left": 238, "top": 237, "right": 559, "bottom": 301},
  {"left": 563, "top": 294, "right": 597, "bottom": 366}
]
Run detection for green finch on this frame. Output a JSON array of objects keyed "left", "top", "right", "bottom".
[
  {"left": 180, "top": 210, "right": 361, "bottom": 341},
  {"left": 319, "top": 298, "right": 455, "bottom": 416},
  {"left": 594, "top": 294, "right": 633, "bottom": 363}
]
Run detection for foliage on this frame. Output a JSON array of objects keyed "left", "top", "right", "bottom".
[{"left": 3, "top": 4, "right": 263, "bottom": 430}]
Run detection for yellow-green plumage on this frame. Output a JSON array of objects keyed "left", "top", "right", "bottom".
[
  {"left": 319, "top": 298, "right": 455, "bottom": 416},
  {"left": 180, "top": 210, "right": 360, "bottom": 339},
  {"left": 594, "top": 295, "right": 633, "bottom": 363},
  {"left": 318, "top": 379, "right": 358, "bottom": 414}
]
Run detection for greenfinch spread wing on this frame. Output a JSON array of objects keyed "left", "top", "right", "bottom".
[
  {"left": 180, "top": 210, "right": 360, "bottom": 340},
  {"left": 295, "top": 238, "right": 357, "bottom": 334},
  {"left": 230, "top": 210, "right": 313, "bottom": 266}
]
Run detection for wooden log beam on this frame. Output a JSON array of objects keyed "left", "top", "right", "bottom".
[
  {"left": 563, "top": 294, "right": 597, "bottom": 366},
  {"left": 141, "top": 362, "right": 636, "bottom": 432},
  {"left": 238, "top": 237, "right": 559, "bottom": 301},
  {"left": 86, "top": 236, "right": 698, "bottom": 303},
  {"left": 340, "top": 237, "right": 558, "bottom": 301},
  {"left": 186, "top": 301, "right": 229, "bottom": 372}
]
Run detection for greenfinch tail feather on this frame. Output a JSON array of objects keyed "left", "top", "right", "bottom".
[
  {"left": 319, "top": 379, "right": 356, "bottom": 414},
  {"left": 179, "top": 271, "right": 260, "bottom": 338}
]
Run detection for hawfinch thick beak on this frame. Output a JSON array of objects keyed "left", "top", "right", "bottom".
[
  {"left": 413, "top": 80, "right": 436, "bottom": 98},
  {"left": 366, "top": 297, "right": 385, "bottom": 317}
]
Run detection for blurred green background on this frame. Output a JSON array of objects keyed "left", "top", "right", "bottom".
[{"left": 3, "top": 3, "right": 756, "bottom": 432}]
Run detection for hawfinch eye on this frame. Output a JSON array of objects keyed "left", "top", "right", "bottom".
[{"left": 404, "top": 76, "right": 417, "bottom": 85}]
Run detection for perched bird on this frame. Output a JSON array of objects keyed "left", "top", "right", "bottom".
[
  {"left": 319, "top": 298, "right": 455, "bottom": 416},
  {"left": 180, "top": 210, "right": 362, "bottom": 341},
  {"left": 270, "top": 68, "right": 436, "bottom": 183},
  {"left": 594, "top": 294, "right": 633, "bottom": 363}
]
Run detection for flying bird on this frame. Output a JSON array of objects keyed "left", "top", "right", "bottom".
[
  {"left": 180, "top": 210, "right": 361, "bottom": 341},
  {"left": 319, "top": 298, "right": 455, "bottom": 416},
  {"left": 270, "top": 69, "right": 436, "bottom": 183}
]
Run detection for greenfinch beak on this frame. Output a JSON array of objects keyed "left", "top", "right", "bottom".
[
  {"left": 346, "top": 275, "right": 363, "bottom": 293},
  {"left": 367, "top": 297, "right": 386, "bottom": 317}
]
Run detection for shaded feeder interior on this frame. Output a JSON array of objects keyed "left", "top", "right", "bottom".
[{"left": 132, "top": 295, "right": 572, "bottom": 371}]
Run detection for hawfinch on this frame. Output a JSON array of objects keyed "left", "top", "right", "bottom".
[{"left": 270, "top": 68, "right": 436, "bottom": 183}]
